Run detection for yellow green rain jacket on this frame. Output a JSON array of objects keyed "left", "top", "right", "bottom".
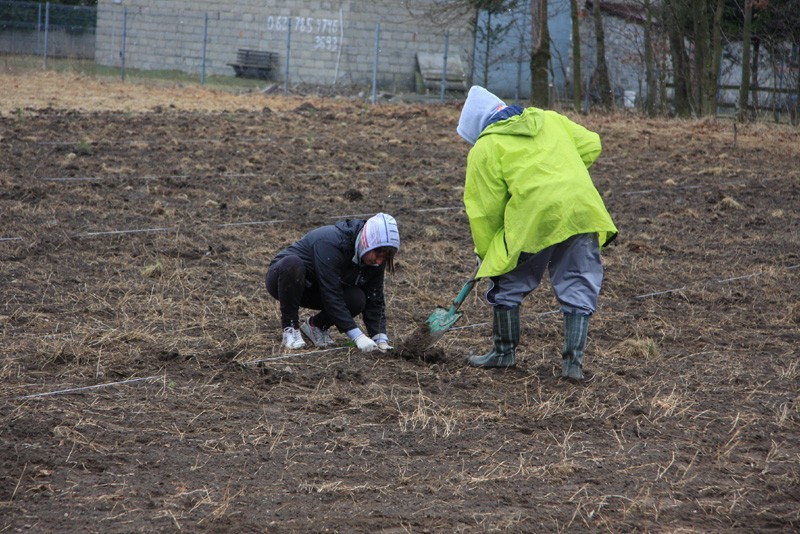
[{"left": 464, "top": 107, "right": 618, "bottom": 279}]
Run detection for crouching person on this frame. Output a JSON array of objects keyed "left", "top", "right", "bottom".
[
  {"left": 265, "top": 213, "right": 400, "bottom": 353},
  {"left": 456, "top": 86, "right": 618, "bottom": 380}
]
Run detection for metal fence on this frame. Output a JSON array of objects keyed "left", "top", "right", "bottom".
[
  {"left": 1, "top": 0, "right": 797, "bottom": 119},
  {"left": 1, "top": 0, "right": 472, "bottom": 103},
  {"left": 0, "top": 1, "right": 95, "bottom": 64}
]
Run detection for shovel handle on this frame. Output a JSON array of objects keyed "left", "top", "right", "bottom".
[{"left": 448, "top": 260, "right": 481, "bottom": 313}]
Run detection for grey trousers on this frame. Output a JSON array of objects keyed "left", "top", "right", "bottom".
[{"left": 485, "top": 233, "right": 603, "bottom": 315}]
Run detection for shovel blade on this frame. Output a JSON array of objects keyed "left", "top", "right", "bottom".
[
  {"left": 398, "top": 306, "right": 465, "bottom": 353},
  {"left": 426, "top": 306, "right": 464, "bottom": 335}
]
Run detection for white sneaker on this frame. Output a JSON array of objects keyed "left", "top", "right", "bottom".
[
  {"left": 282, "top": 326, "right": 306, "bottom": 349},
  {"left": 300, "top": 318, "right": 335, "bottom": 348}
]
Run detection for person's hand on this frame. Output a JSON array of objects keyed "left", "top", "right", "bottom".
[
  {"left": 354, "top": 334, "right": 378, "bottom": 353},
  {"left": 372, "top": 335, "right": 393, "bottom": 352}
]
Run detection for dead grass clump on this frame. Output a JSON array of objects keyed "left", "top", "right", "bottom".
[
  {"left": 615, "top": 337, "right": 660, "bottom": 360},
  {"left": 393, "top": 384, "right": 458, "bottom": 439},
  {"left": 141, "top": 260, "right": 163, "bottom": 278},
  {"left": 788, "top": 302, "right": 800, "bottom": 325},
  {"left": 717, "top": 196, "right": 743, "bottom": 210}
]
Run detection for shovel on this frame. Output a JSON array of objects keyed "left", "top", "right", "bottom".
[{"left": 413, "top": 260, "right": 481, "bottom": 350}]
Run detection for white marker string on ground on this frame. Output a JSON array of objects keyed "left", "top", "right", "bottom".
[
  {"left": 14, "top": 375, "right": 162, "bottom": 400},
  {"left": 448, "top": 310, "right": 560, "bottom": 333},
  {"left": 3, "top": 172, "right": 782, "bottom": 244},
  {"left": 633, "top": 263, "right": 800, "bottom": 300},
  {"left": 241, "top": 346, "right": 349, "bottom": 366},
  {"left": 41, "top": 176, "right": 105, "bottom": 182},
  {"left": 72, "top": 220, "right": 287, "bottom": 238},
  {"left": 216, "top": 220, "right": 286, "bottom": 228},
  {"left": 76, "top": 227, "right": 174, "bottom": 238}
]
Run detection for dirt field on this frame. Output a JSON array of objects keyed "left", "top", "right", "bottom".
[{"left": 1, "top": 71, "right": 799, "bottom": 532}]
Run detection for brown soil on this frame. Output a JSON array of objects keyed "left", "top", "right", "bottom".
[{"left": 1, "top": 71, "right": 799, "bottom": 532}]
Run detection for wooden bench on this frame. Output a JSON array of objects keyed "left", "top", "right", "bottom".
[
  {"left": 415, "top": 52, "right": 467, "bottom": 93},
  {"left": 228, "top": 49, "right": 279, "bottom": 80}
]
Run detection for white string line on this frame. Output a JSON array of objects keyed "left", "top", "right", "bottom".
[
  {"left": 620, "top": 181, "right": 748, "bottom": 196},
  {"left": 633, "top": 264, "right": 800, "bottom": 300},
  {"left": 77, "top": 227, "right": 174, "bottom": 237},
  {"left": 621, "top": 185, "right": 702, "bottom": 195},
  {"left": 444, "top": 309, "right": 561, "bottom": 333},
  {"left": 240, "top": 346, "right": 349, "bottom": 366},
  {"left": 9, "top": 172, "right": 782, "bottom": 242},
  {"left": 244, "top": 309, "right": 561, "bottom": 365},
  {"left": 216, "top": 219, "right": 288, "bottom": 228},
  {"left": 41, "top": 176, "right": 105, "bottom": 182},
  {"left": 73, "top": 219, "right": 288, "bottom": 238},
  {"left": 38, "top": 170, "right": 389, "bottom": 183},
  {"left": 13, "top": 375, "right": 163, "bottom": 400},
  {"left": 1, "top": 209, "right": 456, "bottom": 242},
  {"left": 41, "top": 175, "right": 188, "bottom": 182},
  {"left": 34, "top": 136, "right": 279, "bottom": 147},
  {"left": 3, "top": 261, "right": 796, "bottom": 344}
]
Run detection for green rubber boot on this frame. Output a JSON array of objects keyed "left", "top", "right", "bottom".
[
  {"left": 466, "top": 306, "right": 519, "bottom": 368},
  {"left": 562, "top": 313, "right": 590, "bottom": 380}
]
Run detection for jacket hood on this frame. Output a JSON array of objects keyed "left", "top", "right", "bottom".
[
  {"left": 478, "top": 107, "right": 544, "bottom": 141},
  {"left": 457, "top": 86, "right": 507, "bottom": 144}
]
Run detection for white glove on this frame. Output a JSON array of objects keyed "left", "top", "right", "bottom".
[
  {"left": 372, "top": 334, "right": 393, "bottom": 352},
  {"left": 354, "top": 334, "right": 378, "bottom": 353}
]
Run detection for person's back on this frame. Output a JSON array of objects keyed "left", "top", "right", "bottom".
[{"left": 456, "top": 86, "right": 617, "bottom": 379}]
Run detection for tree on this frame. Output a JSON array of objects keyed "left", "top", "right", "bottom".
[
  {"left": 403, "top": 0, "right": 517, "bottom": 88},
  {"left": 569, "top": 0, "right": 582, "bottom": 112},
  {"left": 738, "top": 0, "right": 754, "bottom": 121},
  {"left": 663, "top": 1, "right": 691, "bottom": 115},
  {"left": 473, "top": 1, "right": 520, "bottom": 86},
  {"left": 658, "top": 0, "right": 732, "bottom": 117},
  {"left": 530, "top": 0, "right": 551, "bottom": 106},
  {"left": 709, "top": 0, "right": 725, "bottom": 114},
  {"left": 758, "top": 0, "right": 800, "bottom": 125},
  {"left": 692, "top": 0, "right": 714, "bottom": 114},
  {"left": 591, "top": 0, "right": 614, "bottom": 109},
  {"left": 643, "top": 0, "right": 657, "bottom": 115}
]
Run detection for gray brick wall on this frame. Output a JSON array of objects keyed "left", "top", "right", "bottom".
[{"left": 95, "top": 0, "right": 472, "bottom": 91}]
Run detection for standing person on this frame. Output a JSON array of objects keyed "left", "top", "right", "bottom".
[
  {"left": 456, "top": 86, "right": 618, "bottom": 380},
  {"left": 265, "top": 213, "right": 400, "bottom": 353}
]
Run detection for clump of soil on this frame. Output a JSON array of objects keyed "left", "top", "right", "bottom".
[{"left": 392, "top": 324, "right": 446, "bottom": 363}]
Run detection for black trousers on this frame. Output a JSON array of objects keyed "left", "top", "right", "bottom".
[{"left": 266, "top": 255, "right": 365, "bottom": 329}]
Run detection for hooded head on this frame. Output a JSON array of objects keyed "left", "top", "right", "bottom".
[
  {"left": 355, "top": 213, "right": 400, "bottom": 263},
  {"left": 457, "top": 86, "right": 507, "bottom": 145}
]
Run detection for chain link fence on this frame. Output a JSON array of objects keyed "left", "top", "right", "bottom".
[
  {"left": 0, "top": 1, "right": 95, "bottom": 66},
  {"left": 1, "top": 0, "right": 473, "bottom": 102},
  {"left": 1, "top": 0, "right": 797, "bottom": 120}
]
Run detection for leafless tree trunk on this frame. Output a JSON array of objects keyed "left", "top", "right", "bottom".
[
  {"left": 751, "top": 36, "right": 761, "bottom": 115},
  {"left": 569, "top": 0, "right": 581, "bottom": 112},
  {"left": 709, "top": 0, "right": 725, "bottom": 114},
  {"left": 643, "top": 0, "right": 656, "bottom": 115},
  {"left": 692, "top": 0, "right": 712, "bottom": 114},
  {"left": 530, "top": 0, "right": 551, "bottom": 107},
  {"left": 738, "top": 0, "right": 753, "bottom": 122},
  {"left": 664, "top": 0, "right": 692, "bottom": 116},
  {"left": 592, "top": 0, "right": 614, "bottom": 109}
]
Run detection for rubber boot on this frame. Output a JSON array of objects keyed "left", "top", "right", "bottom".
[
  {"left": 562, "top": 313, "right": 590, "bottom": 380},
  {"left": 466, "top": 306, "right": 519, "bottom": 368}
]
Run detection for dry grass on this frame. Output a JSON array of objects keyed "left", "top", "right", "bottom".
[{"left": 1, "top": 71, "right": 799, "bottom": 532}]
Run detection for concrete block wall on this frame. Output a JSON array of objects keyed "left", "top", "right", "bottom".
[{"left": 95, "top": 0, "right": 473, "bottom": 91}]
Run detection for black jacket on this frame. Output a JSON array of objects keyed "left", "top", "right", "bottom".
[{"left": 270, "top": 219, "right": 387, "bottom": 336}]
